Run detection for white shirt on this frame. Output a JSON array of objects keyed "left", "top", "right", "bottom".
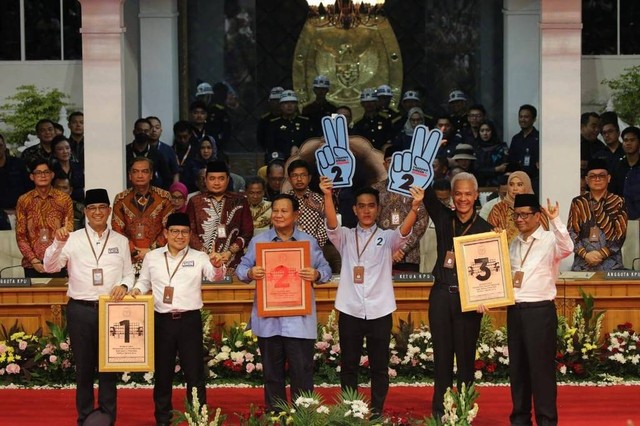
[
  {"left": 327, "top": 223, "right": 409, "bottom": 320},
  {"left": 134, "top": 246, "right": 224, "bottom": 313},
  {"left": 509, "top": 216, "right": 574, "bottom": 302},
  {"left": 44, "top": 226, "right": 135, "bottom": 301}
]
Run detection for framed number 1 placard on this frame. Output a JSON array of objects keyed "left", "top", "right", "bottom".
[{"left": 98, "top": 295, "right": 154, "bottom": 372}]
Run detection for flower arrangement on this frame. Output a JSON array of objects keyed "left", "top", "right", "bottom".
[
  {"left": 599, "top": 322, "right": 640, "bottom": 377},
  {"left": 208, "top": 322, "right": 262, "bottom": 382},
  {"left": 33, "top": 321, "right": 74, "bottom": 384},
  {"left": 473, "top": 316, "right": 508, "bottom": 382},
  {"left": 424, "top": 383, "right": 479, "bottom": 426},
  {"left": 0, "top": 321, "right": 42, "bottom": 381},
  {"left": 556, "top": 289, "right": 605, "bottom": 379},
  {"left": 313, "top": 309, "right": 342, "bottom": 383},
  {"left": 172, "top": 386, "right": 226, "bottom": 426}
]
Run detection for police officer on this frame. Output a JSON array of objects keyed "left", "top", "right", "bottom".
[
  {"left": 257, "top": 87, "right": 284, "bottom": 151},
  {"left": 302, "top": 75, "right": 337, "bottom": 134},
  {"left": 265, "top": 90, "right": 313, "bottom": 161},
  {"left": 352, "top": 88, "right": 394, "bottom": 150},
  {"left": 376, "top": 84, "right": 402, "bottom": 134}
]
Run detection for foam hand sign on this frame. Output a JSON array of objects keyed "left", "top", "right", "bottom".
[
  {"left": 315, "top": 114, "right": 356, "bottom": 188},
  {"left": 387, "top": 125, "right": 442, "bottom": 196}
]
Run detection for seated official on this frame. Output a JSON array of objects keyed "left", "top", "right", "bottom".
[{"left": 568, "top": 159, "right": 627, "bottom": 271}]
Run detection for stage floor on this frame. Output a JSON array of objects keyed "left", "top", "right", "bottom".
[{"left": 1, "top": 383, "right": 638, "bottom": 425}]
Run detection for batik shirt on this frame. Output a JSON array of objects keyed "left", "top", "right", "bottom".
[
  {"left": 371, "top": 180, "right": 428, "bottom": 265},
  {"left": 287, "top": 189, "right": 328, "bottom": 247},
  {"left": 568, "top": 191, "right": 627, "bottom": 271},
  {"left": 111, "top": 186, "right": 173, "bottom": 268},
  {"left": 186, "top": 191, "right": 253, "bottom": 270},
  {"left": 16, "top": 188, "right": 73, "bottom": 267},
  {"left": 250, "top": 200, "right": 272, "bottom": 233}
]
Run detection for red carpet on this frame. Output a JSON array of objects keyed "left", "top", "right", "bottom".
[{"left": 1, "top": 384, "right": 638, "bottom": 425}]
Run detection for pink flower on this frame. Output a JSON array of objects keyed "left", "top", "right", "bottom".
[
  {"left": 246, "top": 362, "right": 256, "bottom": 373},
  {"left": 0, "top": 368, "right": 4, "bottom": 375},
  {"left": 331, "top": 344, "right": 341, "bottom": 354},
  {"left": 255, "top": 363, "right": 263, "bottom": 371},
  {"left": 6, "top": 363, "right": 20, "bottom": 374},
  {"left": 359, "top": 355, "right": 369, "bottom": 367},
  {"left": 60, "top": 342, "right": 70, "bottom": 351},
  {"left": 323, "top": 333, "right": 333, "bottom": 342},
  {"left": 388, "top": 367, "right": 397, "bottom": 378},
  {"left": 49, "top": 355, "right": 58, "bottom": 363},
  {"left": 315, "top": 341, "right": 330, "bottom": 351},
  {"left": 41, "top": 347, "right": 52, "bottom": 356},
  {"left": 389, "top": 354, "right": 401, "bottom": 365},
  {"left": 18, "top": 341, "right": 27, "bottom": 350},
  {"left": 174, "top": 365, "right": 181, "bottom": 373},
  {"left": 0, "top": 343, "right": 7, "bottom": 353},
  {"left": 62, "top": 359, "right": 71, "bottom": 369},
  {"left": 244, "top": 353, "right": 254, "bottom": 362}
]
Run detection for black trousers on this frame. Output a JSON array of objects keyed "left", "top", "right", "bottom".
[
  {"left": 154, "top": 310, "right": 206, "bottom": 425},
  {"left": 507, "top": 301, "right": 558, "bottom": 426},
  {"left": 257, "top": 335, "right": 315, "bottom": 411},
  {"left": 338, "top": 312, "right": 392, "bottom": 417},
  {"left": 67, "top": 299, "right": 118, "bottom": 426},
  {"left": 428, "top": 286, "right": 482, "bottom": 416}
]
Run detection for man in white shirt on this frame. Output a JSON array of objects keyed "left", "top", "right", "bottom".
[
  {"left": 44, "top": 188, "right": 135, "bottom": 426},
  {"left": 131, "top": 212, "right": 225, "bottom": 426},
  {"left": 506, "top": 194, "right": 573, "bottom": 426},
  {"left": 319, "top": 176, "right": 424, "bottom": 417}
]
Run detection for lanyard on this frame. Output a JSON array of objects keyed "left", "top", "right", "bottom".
[
  {"left": 452, "top": 213, "right": 478, "bottom": 238},
  {"left": 164, "top": 248, "right": 190, "bottom": 286},
  {"left": 85, "top": 228, "right": 110, "bottom": 268},
  {"left": 355, "top": 226, "right": 378, "bottom": 263},
  {"left": 177, "top": 145, "right": 191, "bottom": 166},
  {"left": 519, "top": 239, "right": 536, "bottom": 268}
]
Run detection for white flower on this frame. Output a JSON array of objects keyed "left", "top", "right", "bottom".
[
  {"left": 559, "top": 365, "right": 567, "bottom": 375},
  {"left": 316, "top": 405, "right": 330, "bottom": 414},
  {"left": 235, "top": 340, "right": 243, "bottom": 348},
  {"left": 474, "top": 370, "right": 483, "bottom": 380},
  {"left": 121, "top": 372, "right": 131, "bottom": 383},
  {"left": 143, "top": 372, "right": 154, "bottom": 383}
]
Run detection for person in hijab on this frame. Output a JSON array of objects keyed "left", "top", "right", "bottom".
[
  {"left": 487, "top": 171, "right": 548, "bottom": 243},
  {"left": 474, "top": 119, "right": 509, "bottom": 187},
  {"left": 169, "top": 182, "right": 189, "bottom": 213},
  {"left": 394, "top": 107, "right": 425, "bottom": 150}
]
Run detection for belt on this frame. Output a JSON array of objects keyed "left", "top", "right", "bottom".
[
  {"left": 433, "top": 284, "right": 459, "bottom": 294},
  {"left": 510, "top": 300, "right": 554, "bottom": 309},
  {"left": 157, "top": 310, "right": 199, "bottom": 320},
  {"left": 69, "top": 298, "right": 99, "bottom": 308}
]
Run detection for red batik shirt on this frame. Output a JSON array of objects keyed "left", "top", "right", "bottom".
[{"left": 16, "top": 188, "right": 73, "bottom": 267}]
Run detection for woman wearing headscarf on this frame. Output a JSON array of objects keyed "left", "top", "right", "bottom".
[
  {"left": 394, "top": 107, "right": 425, "bottom": 150},
  {"left": 168, "top": 182, "right": 189, "bottom": 213},
  {"left": 182, "top": 136, "right": 217, "bottom": 192},
  {"left": 487, "top": 171, "right": 549, "bottom": 243},
  {"left": 474, "top": 119, "right": 509, "bottom": 187}
]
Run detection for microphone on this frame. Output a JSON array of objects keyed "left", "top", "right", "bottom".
[{"left": 0, "top": 265, "right": 23, "bottom": 278}]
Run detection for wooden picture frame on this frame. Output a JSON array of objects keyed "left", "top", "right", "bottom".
[
  {"left": 98, "top": 295, "right": 154, "bottom": 372},
  {"left": 255, "top": 241, "right": 312, "bottom": 317},
  {"left": 453, "top": 230, "right": 515, "bottom": 312}
]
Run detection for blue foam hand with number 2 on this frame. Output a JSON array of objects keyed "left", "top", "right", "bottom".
[
  {"left": 315, "top": 115, "right": 356, "bottom": 188},
  {"left": 388, "top": 125, "right": 442, "bottom": 196}
]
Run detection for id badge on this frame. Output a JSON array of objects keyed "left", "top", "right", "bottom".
[
  {"left": 513, "top": 270, "right": 524, "bottom": 288},
  {"left": 523, "top": 155, "right": 531, "bottom": 167},
  {"left": 444, "top": 250, "right": 456, "bottom": 269},
  {"left": 217, "top": 226, "right": 227, "bottom": 239},
  {"left": 135, "top": 224, "right": 145, "bottom": 240},
  {"left": 391, "top": 211, "right": 401, "bottom": 226},
  {"left": 163, "top": 287, "right": 174, "bottom": 304},
  {"left": 92, "top": 268, "right": 104, "bottom": 286},
  {"left": 353, "top": 266, "right": 365, "bottom": 284},
  {"left": 39, "top": 228, "right": 49, "bottom": 244},
  {"left": 589, "top": 226, "right": 600, "bottom": 242}
]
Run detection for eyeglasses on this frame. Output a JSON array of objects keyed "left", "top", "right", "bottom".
[
  {"left": 168, "top": 229, "right": 190, "bottom": 237},
  {"left": 31, "top": 170, "right": 52, "bottom": 176},
  {"left": 86, "top": 205, "right": 110, "bottom": 213},
  {"left": 289, "top": 173, "right": 309, "bottom": 180},
  {"left": 511, "top": 212, "right": 535, "bottom": 220},
  {"left": 587, "top": 173, "right": 608, "bottom": 181}
]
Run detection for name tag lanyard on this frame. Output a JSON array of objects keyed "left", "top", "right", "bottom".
[
  {"left": 163, "top": 248, "right": 189, "bottom": 304},
  {"left": 444, "top": 214, "right": 478, "bottom": 268},
  {"left": 353, "top": 226, "right": 377, "bottom": 284},
  {"left": 85, "top": 228, "right": 111, "bottom": 286},
  {"left": 514, "top": 239, "right": 535, "bottom": 288}
]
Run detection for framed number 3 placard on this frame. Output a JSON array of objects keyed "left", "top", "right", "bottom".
[
  {"left": 453, "top": 230, "right": 515, "bottom": 312},
  {"left": 98, "top": 295, "right": 154, "bottom": 372}
]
